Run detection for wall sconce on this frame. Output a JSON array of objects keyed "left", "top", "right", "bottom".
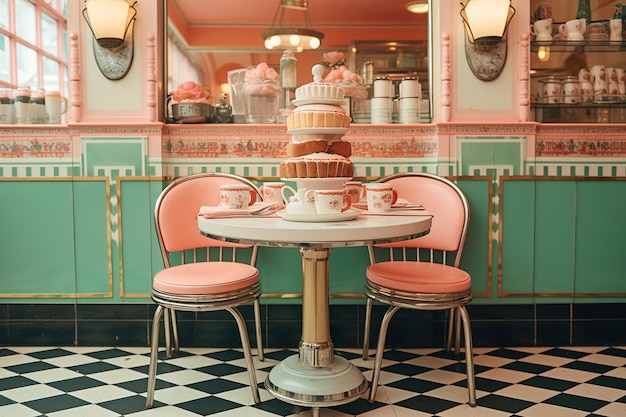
[
  {"left": 82, "top": 0, "right": 137, "bottom": 80},
  {"left": 460, "top": 0, "right": 516, "bottom": 81}
]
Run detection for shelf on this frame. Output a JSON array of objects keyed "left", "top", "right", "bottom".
[
  {"left": 531, "top": 40, "right": 626, "bottom": 52},
  {"left": 532, "top": 102, "right": 626, "bottom": 123}
]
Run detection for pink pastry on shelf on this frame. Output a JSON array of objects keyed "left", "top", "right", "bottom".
[
  {"left": 244, "top": 63, "right": 280, "bottom": 83},
  {"left": 171, "top": 81, "right": 209, "bottom": 103}
]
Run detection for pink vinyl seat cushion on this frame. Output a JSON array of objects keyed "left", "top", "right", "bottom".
[
  {"left": 367, "top": 262, "right": 471, "bottom": 294},
  {"left": 154, "top": 262, "right": 259, "bottom": 295}
]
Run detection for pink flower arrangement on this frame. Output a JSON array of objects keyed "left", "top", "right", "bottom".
[
  {"left": 321, "top": 51, "right": 346, "bottom": 70},
  {"left": 320, "top": 51, "right": 363, "bottom": 85},
  {"left": 171, "top": 81, "right": 209, "bottom": 103},
  {"left": 245, "top": 63, "right": 280, "bottom": 82}
]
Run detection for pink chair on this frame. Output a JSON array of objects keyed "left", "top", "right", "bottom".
[
  {"left": 361, "top": 173, "right": 476, "bottom": 406},
  {"left": 146, "top": 173, "right": 264, "bottom": 407}
]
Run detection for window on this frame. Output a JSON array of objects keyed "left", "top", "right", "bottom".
[
  {"left": 0, "top": 0, "right": 67, "bottom": 94},
  {"left": 167, "top": 34, "right": 201, "bottom": 95}
]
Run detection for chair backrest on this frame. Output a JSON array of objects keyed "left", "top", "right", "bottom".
[
  {"left": 373, "top": 173, "right": 470, "bottom": 267},
  {"left": 154, "top": 173, "right": 262, "bottom": 266}
]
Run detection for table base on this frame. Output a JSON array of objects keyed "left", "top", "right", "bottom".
[{"left": 265, "top": 354, "right": 368, "bottom": 408}]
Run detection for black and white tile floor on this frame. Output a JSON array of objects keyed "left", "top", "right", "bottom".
[{"left": 1, "top": 346, "right": 626, "bottom": 417}]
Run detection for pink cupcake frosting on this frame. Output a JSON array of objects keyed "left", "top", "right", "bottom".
[{"left": 171, "top": 81, "right": 208, "bottom": 103}]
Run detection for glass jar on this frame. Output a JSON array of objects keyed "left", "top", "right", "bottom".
[{"left": 243, "top": 79, "right": 282, "bottom": 124}]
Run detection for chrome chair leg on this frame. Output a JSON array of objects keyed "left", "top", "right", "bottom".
[
  {"left": 170, "top": 309, "right": 180, "bottom": 353},
  {"left": 146, "top": 305, "right": 165, "bottom": 408},
  {"left": 368, "top": 305, "right": 400, "bottom": 403},
  {"left": 446, "top": 308, "right": 455, "bottom": 352},
  {"left": 445, "top": 308, "right": 462, "bottom": 355},
  {"left": 458, "top": 306, "right": 476, "bottom": 406},
  {"left": 362, "top": 297, "right": 373, "bottom": 360},
  {"left": 253, "top": 298, "right": 264, "bottom": 361},
  {"left": 163, "top": 308, "right": 172, "bottom": 359},
  {"left": 227, "top": 307, "right": 261, "bottom": 404}
]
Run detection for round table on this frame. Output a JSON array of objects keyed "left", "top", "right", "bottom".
[{"left": 198, "top": 213, "right": 431, "bottom": 412}]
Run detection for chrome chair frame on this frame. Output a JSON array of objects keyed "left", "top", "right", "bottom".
[
  {"left": 146, "top": 173, "right": 264, "bottom": 407},
  {"left": 361, "top": 172, "right": 476, "bottom": 406}
]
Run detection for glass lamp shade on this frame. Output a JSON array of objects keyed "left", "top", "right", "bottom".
[
  {"left": 83, "top": 0, "right": 137, "bottom": 49},
  {"left": 263, "top": 31, "right": 322, "bottom": 52},
  {"left": 460, "top": 0, "right": 515, "bottom": 45}
]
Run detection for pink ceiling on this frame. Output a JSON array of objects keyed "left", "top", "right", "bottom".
[
  {"left": 168, "top": 0, "right": 429, "bottom": 50},
  {"left": 170, "top": 0, "right": 426, "bottom": 26}
]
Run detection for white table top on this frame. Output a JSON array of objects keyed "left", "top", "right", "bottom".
[{"left": 198, "top": 214, "right": 432, "bottom": 248}]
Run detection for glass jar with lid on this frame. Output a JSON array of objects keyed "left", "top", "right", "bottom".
[{"left": 243, "top": 79, "right": 282, "bottom": 124}]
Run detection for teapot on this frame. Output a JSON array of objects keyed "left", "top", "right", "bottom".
[{"left": 281, "top": 186, "right": 316, "bottom": 213}]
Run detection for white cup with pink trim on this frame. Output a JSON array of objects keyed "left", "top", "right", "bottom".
[
  {"left": 220, "top": 184, "right": 257, "bottom": 209},
  {"left": 365, "top": 183, "right": 398, "bottom": 213},
  {"left": 259, "top": 181, "right": 286, "bottom": 203},
  {"left": 343, "top": 181, "right": 366, "bottom": 204},
  {"left": 304, "top": 189, "right": 351, "bottom": 214}
]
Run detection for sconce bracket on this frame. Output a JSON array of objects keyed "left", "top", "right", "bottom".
[
  {"left": 92, "top": 22, "right": 134, "bottom": 80},
  {"left": 464, "top": 34, "right": 508, "bottom": 81}
]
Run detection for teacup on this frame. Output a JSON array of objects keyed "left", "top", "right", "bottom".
[
  {"left": 559, "top": 18, "right": 586, "bottom": 41},
  {"left": 365, "top": 183, "right": 398, "bottom": 213},
  {"left": 220, "top": 184, "right": 257, "bottom": 209},
  {"left": 530, "top": 18, "right": 553, "bottom": 41},
  {"left": 304, "top": 189, "right": 351, "bottom": 214},
  {"left": 259, "top": 181, "right": 286, "bottom": 204},
  {"left": 343, "top": 181, "right": 366, "bottom": 204}
]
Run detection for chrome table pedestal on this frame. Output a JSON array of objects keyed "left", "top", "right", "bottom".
[{"left": 265, "top": 248, "right": 368, "bottom": 414}]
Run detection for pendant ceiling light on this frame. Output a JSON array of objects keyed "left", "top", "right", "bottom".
[
  {"left": 405, "top": 1, "right": 429, "bottom": 14},
  {"left": 263, "top": 0, "right": 324, "bottom": 52}
]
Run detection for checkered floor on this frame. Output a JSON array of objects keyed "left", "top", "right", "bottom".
[{"left": 1, "top": 346, "right": 626, "bottom": 417}]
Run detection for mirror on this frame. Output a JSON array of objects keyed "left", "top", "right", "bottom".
[{"left": 164, "top": 0, "right": 431, "bottom": 123}]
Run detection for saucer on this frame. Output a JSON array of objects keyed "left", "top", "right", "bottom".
[
  {"left": 353, "top": 198, "right": 411, "bottom": 210},
  {"left": 282, "top": 177, "right": 352, "bottom": 191},
  {"left": 278, "top": 208, "right": 360, "bottom": 222}
]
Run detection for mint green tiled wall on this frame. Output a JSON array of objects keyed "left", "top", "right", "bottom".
[
  {"left": 501, "top": 178, "right": 626, "bottom": 301},
  {"left": 2, "top": 127, "right": 626, "bottom": 304}
]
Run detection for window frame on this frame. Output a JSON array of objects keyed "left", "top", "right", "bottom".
[{"left": 0, "top": 0, "right": 67, "bottom": 94}]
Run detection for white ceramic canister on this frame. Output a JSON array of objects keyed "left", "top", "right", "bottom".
[
  {"left": 14, "top": 86, "right": 31, "bottom": 124},
  {"left": 562, "top": 76, "right": 581, "bottom": 104},
  {"left": 399, "top": 77, "right": 420, "bottom": 98},
  {"left": 540, "top": 77, "right": 562, "bottom": 104},
  {"left": 373, "top": 77, "right": 392, "bottom": 98},
  {"left": 29, "top": 88, "right": 46, "bottom": 124},
  {"left": 0, "top": 89, "right": 13, "bottom": 124},
  {"left": 370, "top": 96, "right": 392, "bottom": 123},
  {"left": 398, "top": 97, "right": 420, "bottom": 124}
]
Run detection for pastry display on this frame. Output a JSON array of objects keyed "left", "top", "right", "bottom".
[
  {"left": 286, "top": 104, "right": 351, "bottom": 130},
  {"left": 279, "top": 152, "right": 354, "bottom": 179},
  {"left": 280, "top": 64, "right": 353, "bottom": 179}
]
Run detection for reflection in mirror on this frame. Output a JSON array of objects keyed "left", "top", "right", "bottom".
[{"left": 164, "top": 0, "right": 431, "bottom": 124}]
